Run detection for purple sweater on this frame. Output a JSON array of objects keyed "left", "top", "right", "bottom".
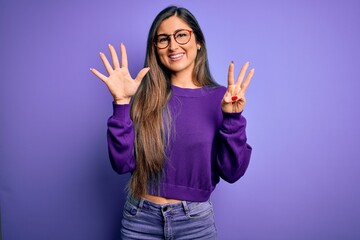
[{"left": 107, "top": 85, "right": 252, "bottom": 202}]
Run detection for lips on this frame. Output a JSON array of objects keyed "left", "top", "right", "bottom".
[{"left": 169, "top": 53, "right": 185, "bottom": 61}]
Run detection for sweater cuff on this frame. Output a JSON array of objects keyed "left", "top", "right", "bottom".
[
  {"left": 112, "top": 103, "right": 131, "bottom": 120},
  {"left": 221, "top": 111, "right": 244, "bottom": 133}
]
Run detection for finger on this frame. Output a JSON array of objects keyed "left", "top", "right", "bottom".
[
  {"left": 236, "top": 62, "right": 249, "bottom": 86},
  {"left": 228, "top": 61, "right": 235, "bottom": 86},
  {"left": 90, "top": 68, "right": 108, "bottom": 82},
  {"left": 120, "top": 43, "right": 128, "bottom": 68},
  {"left": 108, "top": 44, "right": 120, "bottom": 69},
  {"left": 99, "top": 52, "right": 114, "bottom": 75},
  {"left": 241, "top": 68, "right": 255, "bottom": 93},
  {"left": 235, "top": 96, "right": 246, "bottom": 112},
  {"left": 134, "top": 67, "right": 150, "bottom": 83},
  {"left": 223, "top": 91, "right": 231, "bottom": 103}
]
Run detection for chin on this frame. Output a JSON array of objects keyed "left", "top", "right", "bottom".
[{"left": 166, "top": 62, "right": 194, "bottom": 73}]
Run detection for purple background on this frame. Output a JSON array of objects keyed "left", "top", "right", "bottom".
[{"left": 1, "top": 0, "right": 360, "bottom": 239}]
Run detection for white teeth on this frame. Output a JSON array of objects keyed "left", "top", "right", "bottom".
[{"left": 169, "top": 53, "right": 184, "bottom": 59}]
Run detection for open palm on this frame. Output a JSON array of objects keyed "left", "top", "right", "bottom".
[{"left": 90, "top": 43, "right": 149, "bottom": 104}]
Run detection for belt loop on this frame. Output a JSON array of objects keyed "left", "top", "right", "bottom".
[
  {"left": 182, "top": 201, "right": 190, "bottom": 217},
  {"left": 138, "top": 197, "right": 145, "bottom": 210}
]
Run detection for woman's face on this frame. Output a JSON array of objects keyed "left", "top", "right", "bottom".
[{"left": 156, "top": 16, "right": 201, "bottom": 76}]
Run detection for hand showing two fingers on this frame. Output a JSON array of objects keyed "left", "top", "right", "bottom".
[
  {"left": 222, "top": 61, "right": 255, "bottom": 113},
  {"left": 90, "top": 43, "right": 149, "bottom": 104}
]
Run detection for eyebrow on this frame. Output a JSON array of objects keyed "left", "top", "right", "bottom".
[{"left": 157, "top": 28, "right": 186, "bottom": 35}]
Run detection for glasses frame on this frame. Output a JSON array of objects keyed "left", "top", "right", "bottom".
[{"left": 154, "top": 29, "right": 193, "bottom": 49}]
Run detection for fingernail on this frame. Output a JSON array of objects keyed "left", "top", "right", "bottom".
[
  {"left": 99, "top": 52, "right": 103, "bottom": 55},
  {"left": 90, "top": 68, "right": 93, "bottom": 71},
  {"left": 231, "top": 96, "right": 238, "bottom": 101}
]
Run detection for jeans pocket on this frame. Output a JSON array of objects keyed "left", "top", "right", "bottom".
[
  {"left": 187, "top": 201, "right": 213, "bottom": 219},
  {"left": 123, "top": 201, "right": 139, "bottom": 218}
]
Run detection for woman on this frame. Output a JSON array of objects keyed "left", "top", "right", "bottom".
[{"left": 91, "top": 6, "right": 254, "bottom": 240}]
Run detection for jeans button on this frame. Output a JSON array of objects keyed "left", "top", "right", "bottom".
[{"left": 130, "top": 208, "right": 137, "bottom": 215}]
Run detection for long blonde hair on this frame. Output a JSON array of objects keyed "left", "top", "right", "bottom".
[{"left": 129, "top": 6, "right": 218, "bottom": 197}]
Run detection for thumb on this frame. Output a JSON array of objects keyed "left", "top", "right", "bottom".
[{"left": 135, "top": 67, "right": 150, "bottom": 83}]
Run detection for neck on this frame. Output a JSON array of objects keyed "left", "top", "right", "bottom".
[{"left": 171, "top": 71, "right": 199, "bottom": 88}]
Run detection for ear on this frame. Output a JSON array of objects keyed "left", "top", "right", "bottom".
[{"left": 197, "top": 44, "right": 201, "bottom": 50}]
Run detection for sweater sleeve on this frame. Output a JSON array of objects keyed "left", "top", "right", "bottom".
[
  {"left": 107, "top": 103, "right": 136, "bottom": 174},
  {"left": 216, "top": 111, "right": 252, "bottom": 183}
]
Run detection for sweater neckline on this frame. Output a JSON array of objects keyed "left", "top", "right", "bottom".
[{"left": 171, "top": 84, "right": 211, "bottom": 97}]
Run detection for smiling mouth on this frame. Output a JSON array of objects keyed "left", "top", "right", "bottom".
[{"left": 169, "top": 53, "right": 184, "bottom": 61}]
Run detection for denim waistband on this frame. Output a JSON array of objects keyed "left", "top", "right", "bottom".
[{"left": 127, "top": 195, "right": 191, "bottom": 215}]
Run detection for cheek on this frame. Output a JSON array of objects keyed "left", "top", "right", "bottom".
[
  {"left": 188, "top": 42, "right": 199, "bottom": 58},
  {"left": 189, "top": 48, "right": 198, "bottom": 60},
  {"left": 157, "top": 50, "right": 168, "bottom": 63}
]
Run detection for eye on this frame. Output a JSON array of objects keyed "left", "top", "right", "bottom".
[
  {"left": 176, "top": 31, "right": 189, "bottom": 39},
  {"left": 157, "top": 35, "right": 169, "bottom": 43}
]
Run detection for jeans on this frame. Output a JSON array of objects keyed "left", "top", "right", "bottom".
[{"left": 121, "top": 195, "right": 217, "bottom": 240}]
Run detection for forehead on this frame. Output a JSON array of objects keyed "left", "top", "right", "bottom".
[{"left": 157, "top": 16, "right": 191, "bottom": 34}]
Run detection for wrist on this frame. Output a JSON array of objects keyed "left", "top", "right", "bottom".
[{"left": 114, "top": 98, "right": 131, "bottom": 105}]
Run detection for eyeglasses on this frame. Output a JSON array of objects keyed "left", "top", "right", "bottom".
[{"left": 154, "top": 29, "right": 193, "bottom": 49}]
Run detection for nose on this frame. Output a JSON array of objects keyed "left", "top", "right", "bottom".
[{"left": 168, "top": 35, "right": 178, "bottom": 51}]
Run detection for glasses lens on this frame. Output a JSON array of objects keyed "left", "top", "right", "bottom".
[
  {"left": 156, "top": 35, "right": 169, "bottom": 48},
  {"left": 175, "top": 30, "right": 191, "bottom": 44}
]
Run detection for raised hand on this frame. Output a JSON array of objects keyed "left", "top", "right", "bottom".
[
  {"left": 221, "top": 61, "right": 254, "bottom": 113},
  {"left": 90, "top": 43, "right": 149, "bottom": 104}
]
